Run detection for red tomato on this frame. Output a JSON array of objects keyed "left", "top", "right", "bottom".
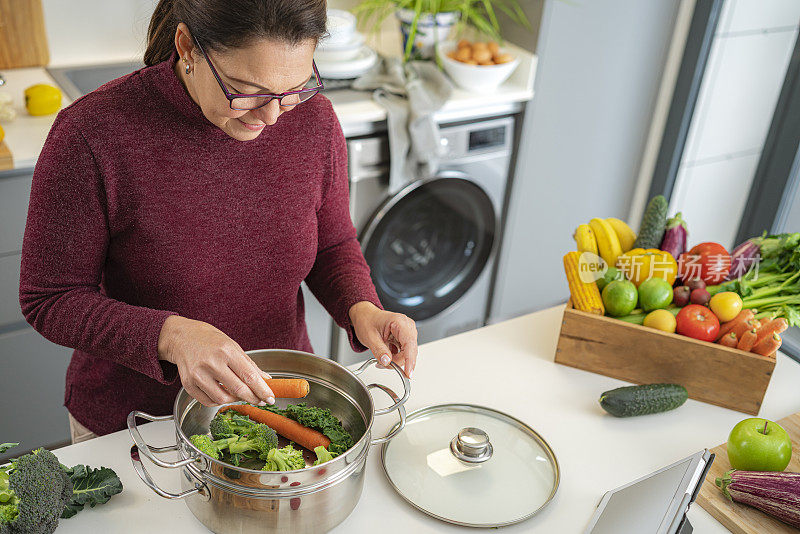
[
  {"left": 676, "top": 304, "right": 720, "bottom": 342},
  {"left": 678, "top": 242, "right": 731, "bottom": 284}
]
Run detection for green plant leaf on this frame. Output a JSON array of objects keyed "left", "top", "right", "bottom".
[
  {"left": 0, "top": 443, "right": 18, "bottom": 454},
  {"left": 61, "top": 465, "right": 123, "bottom": 519}
]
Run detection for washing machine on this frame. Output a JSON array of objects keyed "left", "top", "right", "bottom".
[{"left": 324, "top": 115, "right": 516, "bottom": 364}]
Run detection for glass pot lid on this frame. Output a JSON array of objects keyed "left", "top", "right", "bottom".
[{"left": 380, "top": 404, "right": 560, "bottom": 528}]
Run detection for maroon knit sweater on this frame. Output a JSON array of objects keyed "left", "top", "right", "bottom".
[{"left": 19, "top": 56, "right": 381, "bottom": 436}]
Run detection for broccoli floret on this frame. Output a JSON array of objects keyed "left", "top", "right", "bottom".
[
  {"left": 208, "top": 411, "right": 257, "bottom": 440},
  {"left": 227, "top": 424, "right": 278, "bottom": 458},
  {"left": 189, "top": 435, "right": 238, "bottom": 460},
  {"left": 312, "top": 446, "right": 338, "bottom": 466},
  {"left": 262, "top": 445, "right": 306, "bottom": 471},
  {"left": 0, "top": 448, "right": 72, "bottom": 534}
]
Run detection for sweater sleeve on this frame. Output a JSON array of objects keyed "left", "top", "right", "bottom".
[
  {"left": 19, "top": 113, "right": 179, "bottom": 384},
  {"left": 305, "top": 118, "right": 382, "bottom": 352}
]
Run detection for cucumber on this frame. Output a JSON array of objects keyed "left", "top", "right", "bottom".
[
  {"left": 599, "top": 383, "right": 688, "bottom": 417},
  {"left": 633, "top": 195, "right": 668, "bottom": 249}
]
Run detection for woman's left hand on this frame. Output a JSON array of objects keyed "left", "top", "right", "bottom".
[{"left": 349, "top": 301, "right": 418, "bottom": 379}]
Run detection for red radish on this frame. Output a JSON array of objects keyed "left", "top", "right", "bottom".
[
  {"left": 716, "top": 470, "right": 800, "bottom": 528},
  {"left": 673, "top": 286, "right": 691, "bottom": 307},
  {"left": 686, "top": 278, "right": 706, "bottom": 292},
  {"left": 690, "top": 288, "right": 710, "bottom": 306}
]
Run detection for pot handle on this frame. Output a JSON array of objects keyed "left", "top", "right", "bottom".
[
  {"left": 127, "top": 410, "right": 196, "bottom": 469},
  {"left": 353, "top": 358, "right": 411, "bottom": 416},
  {"left": 367, "top": 383, "right": 407, "bottom": 445},
  {"left": 130, "top": 445, "right": 207, "bottom": 500}
]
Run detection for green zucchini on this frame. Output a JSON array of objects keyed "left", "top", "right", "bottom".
[
  {"left": 633, "top": 195, "right": 668, "bottom": 249},
  {"left": 599, "top": 383, "right": 688, "bottom": 417}
]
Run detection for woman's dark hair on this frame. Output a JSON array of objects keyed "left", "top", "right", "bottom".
[{"left": 144, "top": 0, "right": 327, "bottom": 66}]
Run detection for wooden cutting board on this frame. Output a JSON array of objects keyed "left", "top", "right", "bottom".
[
  {"left": 0, "top": 0, "right": 49, "bottom": 69},
  {"left": 697, "top": 412, "right": 800, "bottom": 533},
  {"left": 0, "top": 141, "right": 12, "bottom": 171}
]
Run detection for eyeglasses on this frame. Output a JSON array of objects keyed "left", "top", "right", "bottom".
[{"left": 193, "top": 37, "right": 324, "bottom": 111}]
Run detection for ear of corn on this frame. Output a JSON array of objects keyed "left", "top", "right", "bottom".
[{"left": 563, "top": 251, "right": 605, "bottom": 315}]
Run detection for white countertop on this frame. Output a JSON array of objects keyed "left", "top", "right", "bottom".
[
  {"left": 0, "top": 42, "right": 534, "bottom": 172},
  {"left": 0, "top": 68, "right": 73, "bottom": 171},
  {"left": 50, "top": 304, "right": 800, "bottom": 533}
]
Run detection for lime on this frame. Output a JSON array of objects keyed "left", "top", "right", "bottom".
[
  {"left": 638, "top": 277, "right": 674, "bottom": 312},
  {"left": 602, "top": 280, "right": 638, "bottom": 317},
  {"left": 596, "top": 266, "right": 623, "bottom": 292}
]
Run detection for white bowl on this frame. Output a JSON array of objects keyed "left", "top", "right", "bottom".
[
  {"left": 316, "top": 46, "right": 378, "bottom": 80},
  {"left": 436, "top": 41, "right": 520, "bottom": 92},
  {"left": 315, "top": 32, "right": 366, "bottom": 62},
  {"left": 324, "top": 9, "right": 357, "bottom": 45}
]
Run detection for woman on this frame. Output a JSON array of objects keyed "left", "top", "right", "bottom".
[{"left": 19, "top": 0, "right": 417, "bottom": 442}]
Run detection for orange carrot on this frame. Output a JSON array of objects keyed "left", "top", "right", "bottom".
[
  {"left": 755, "top": 318, "right": 788, "bottom": 344},
  {"left": 717, "top": 310, "right": 754, "bottom": 341},
  {"left": 736, "top": 328, "right": 758, "bottom": 352},
  {"left": 752, "top": 332, "right": 782, "bottom": 357},
  {"left": 733, "top": 319, "right": 760, "bottom": 340},
  {"left": 759, "top": 317, "right": 770, "bottom": 328},
  {"left": 265, "top": 379, "right": 309, "bottom": 399},
  {"left": 219, "top": 404, "right": 330, "bottom": 451},
  {"left": 718, "top": 331, "right": 738, "bottom": 348}
]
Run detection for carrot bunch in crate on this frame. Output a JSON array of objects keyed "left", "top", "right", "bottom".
[{"left": 563, "top": 195, "right": 799, "bottom": 358}]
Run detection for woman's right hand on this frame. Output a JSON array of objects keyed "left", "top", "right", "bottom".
[{"left": 157, "top": 315, "right": 275, "bottom": 407}]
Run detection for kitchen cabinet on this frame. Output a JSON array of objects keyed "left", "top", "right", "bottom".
[
  {"left": 0, "top": 170, "right": 33, "bottom": 254},
  {"left": 0, "top": 325, "right": 71, "bottom": 460},
  {"left": 0, "top": 169, "right": 71, "bottom": 459}
]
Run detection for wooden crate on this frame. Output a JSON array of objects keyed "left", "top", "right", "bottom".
[{"left": 554, "top": 304, "right": 776, "bottom": 415}]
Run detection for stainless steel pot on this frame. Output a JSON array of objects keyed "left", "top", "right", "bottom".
[{"left": 127, "top": 349, "right": 410, "bottom": 534}]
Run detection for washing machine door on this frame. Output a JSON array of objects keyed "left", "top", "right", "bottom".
[{"left": 361, "top": 171, "right": 496, "bottom": 321}]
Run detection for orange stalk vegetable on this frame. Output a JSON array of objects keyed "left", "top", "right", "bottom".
[{"left": 219, "top": 404, "right": 330, "bottom": 451}]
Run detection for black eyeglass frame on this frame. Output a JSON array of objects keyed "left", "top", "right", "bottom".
[{"left": 192, "top": 36, "right": 324, "bottom": 110}]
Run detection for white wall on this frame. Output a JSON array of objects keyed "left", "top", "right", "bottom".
[
  {"left": 490, "top": 0, "right": 681, "bottom": 322},
  {"left": 42, "top": 0, "right": 364, "bottom": 67},
  {"left": 669, "top": 0, "right": 800, "bottom": 250}
]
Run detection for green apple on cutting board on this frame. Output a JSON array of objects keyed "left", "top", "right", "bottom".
[{"left": 727, "top": 418, "right": 792, "bottom": 471}]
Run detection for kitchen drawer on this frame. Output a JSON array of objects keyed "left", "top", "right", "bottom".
[
  {"left": 0, "top": 326, "right": 71, "bottom": 459},
  {"left": 0, "top": 171, "right": 34, "bottom": 254},
  {"left": 0, "top": 253, "right": 24, "bottom": 327}
]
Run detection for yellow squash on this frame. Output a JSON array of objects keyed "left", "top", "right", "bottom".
[
  {"left": 24, "top": 84, "right": 62, "bottom": 116},
  {"left": 616, "top": 248, "right": 677, "bottom": 287},
  {"left": 573, "top": 224, "right": 598, "bottom": 255},
  {"left": 589, "top": 218, "right": 622, "bottom": 267},
  {"left": 606, "top": 217, "right": 637, "bottom": 252}
]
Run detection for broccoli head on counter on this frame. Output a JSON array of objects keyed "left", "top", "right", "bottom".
[{"left": 0, "top": 448, "right": 72, "bottom": 534}]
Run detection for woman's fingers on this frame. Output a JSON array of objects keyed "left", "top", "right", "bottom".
[
  {"left": 227, "top": 352, "right": 276, "bottom": 404},
  {"left": 389, "top": 319, "right": 418, "bottom": 378},
  {"left": 362, "top": 328, "right": 394, "bottom": 368},
  {"left": 215, "top": 366, "right": 267, "bottom": 406},
  {"left": 188, "top": 378, "right": 233, "bottom": 407}
]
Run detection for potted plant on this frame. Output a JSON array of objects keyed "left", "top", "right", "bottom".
[{"left": 353, "top": 0, "right": 530, "bottom": 62}]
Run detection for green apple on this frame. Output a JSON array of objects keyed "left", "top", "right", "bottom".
[{"left": 727, "top": 418, "right": 792, "bottom": 471}]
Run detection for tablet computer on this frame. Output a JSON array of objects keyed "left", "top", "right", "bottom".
[{"left": 584, "top": 450, "right": 714, "bottom": 534}]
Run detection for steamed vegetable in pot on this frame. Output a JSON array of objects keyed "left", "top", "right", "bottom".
[{"left": 188, "top": 403, "right": 354, "bottom": 472}]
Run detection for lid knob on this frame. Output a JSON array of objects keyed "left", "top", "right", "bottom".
[{"left": 450, "top": 427, "right": 493, "bottom": 463}]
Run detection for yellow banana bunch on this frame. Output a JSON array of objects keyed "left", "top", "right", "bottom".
[
  {"left": 589, "top": 218, "right": 622, "bottom": 266},
  {"left": 573, "top": 224, "right": 598, "bottom": 255},
  {"left": 605, "top": 217, "right": 637, "bottom": 252}
]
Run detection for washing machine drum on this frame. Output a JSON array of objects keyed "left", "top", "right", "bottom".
[{"left": 362, "top": 176, "right": 496, "bottom": 321}]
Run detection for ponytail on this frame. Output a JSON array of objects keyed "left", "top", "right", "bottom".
[{"left": 144, "top": 0, "right": 178, "bottom": 66}]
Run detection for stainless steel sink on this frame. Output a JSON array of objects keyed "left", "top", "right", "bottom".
[{"left": 47, "top": 61, "right": 143, "bottom": 100}]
